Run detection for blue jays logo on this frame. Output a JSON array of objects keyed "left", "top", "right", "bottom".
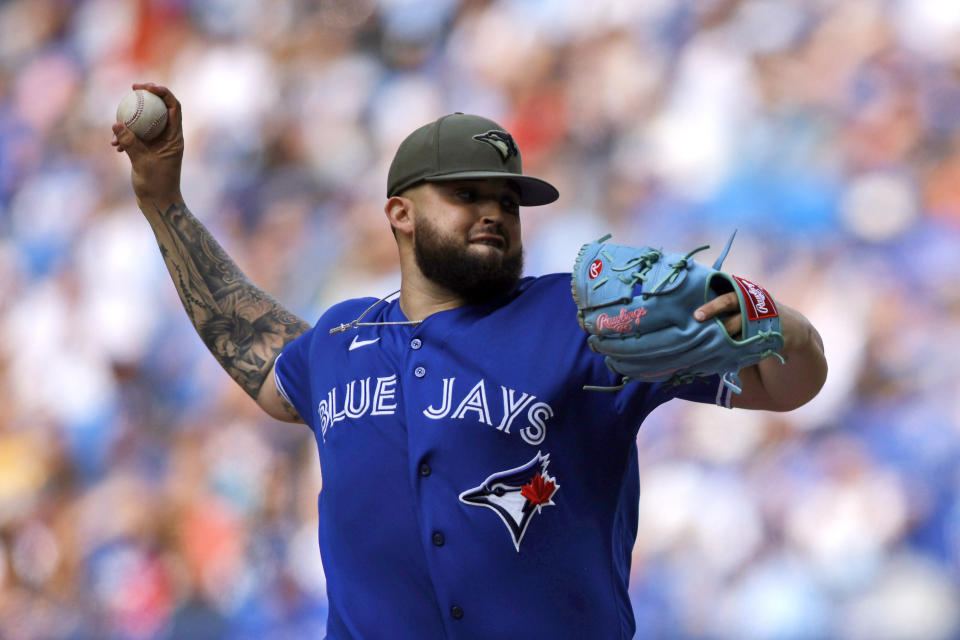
[
  {"left": 472, "top": 130, "right": 519, "bottom": 161},
  {"left": 459, "top": 452, "right": 559, "bottom": 552}
]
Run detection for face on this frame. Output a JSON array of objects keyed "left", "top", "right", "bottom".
[{"left": 410, "top": 179, "right": 523, "bottom": 301}]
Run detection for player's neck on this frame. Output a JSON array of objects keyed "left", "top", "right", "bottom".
[{"left": 398, "top": 270, "right": 466, "bottom": 321}]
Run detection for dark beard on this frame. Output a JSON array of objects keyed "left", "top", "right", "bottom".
[{"left": 414, "top": 219, "right": 523, "bottom": 302}]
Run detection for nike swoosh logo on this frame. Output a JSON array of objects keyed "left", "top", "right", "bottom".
[{"left": 349, "top": 335, "right": 381, "bottom": 351}]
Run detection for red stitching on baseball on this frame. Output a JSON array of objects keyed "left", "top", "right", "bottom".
[
  {"left": 124, "top": 91, "right": 145, "bottom": 127},
  {"left": 143, "top": 112, "right": 166, "bottom": 138}
]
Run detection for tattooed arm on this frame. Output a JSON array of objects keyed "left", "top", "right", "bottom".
[
  {"left": 112, "top": 83, "right": 306, "bottom": 423},
  {"left": 152, "top": 203, "right": 308, "bottom": 421}
]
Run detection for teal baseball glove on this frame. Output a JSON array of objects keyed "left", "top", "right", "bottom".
[{"left": 571, "top": 232, "right": 785, "bottom": 393}]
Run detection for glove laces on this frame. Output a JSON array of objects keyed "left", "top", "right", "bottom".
[
  {"left": 642, "top": 245, "right": 711, "bottom": 298},
  {"left": 592, "top": 243, "right": 711, "bottom": 303}
]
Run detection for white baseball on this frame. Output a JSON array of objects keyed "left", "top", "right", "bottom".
[{"left": 116, "top": 89, "right": 168, "bottom": 141}]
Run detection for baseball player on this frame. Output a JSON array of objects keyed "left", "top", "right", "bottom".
[{"left": 112, "top": 83, "right": 827, "bottom": 639}]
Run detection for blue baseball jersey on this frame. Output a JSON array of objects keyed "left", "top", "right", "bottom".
[{"left": 275, "top": 273, "right": 732, "bottom": 639}]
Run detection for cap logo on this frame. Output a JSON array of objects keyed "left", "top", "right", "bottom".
[{"left": 473, "top": 130, "right": 518, "bottom": 161}]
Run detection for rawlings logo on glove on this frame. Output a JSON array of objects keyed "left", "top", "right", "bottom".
[
  {"left": 596, "top": 307, "right": 648, "bottom": 333},
  {"left": 571, "top": 232, "right": 785, "bottom": 394},
  {"left": 732, "top": 275, "right": 778, "bottom": 320},
  {"left": 588, "top": 259, "right": 603, "bottom": 279}
]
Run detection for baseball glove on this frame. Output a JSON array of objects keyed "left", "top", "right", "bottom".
[{"left": 571, "top": 232, "right": 784, "bottom": 394}]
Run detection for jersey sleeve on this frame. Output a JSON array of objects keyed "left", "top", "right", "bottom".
[
  {"left": 614, "top": 374, "right": 731, "bottom": 428},
  {"left": 662, "top": 375, "right": 732, "bottom": 408},
  {"left": 273, "top": 327, "right": 316, "bottom": 427}
]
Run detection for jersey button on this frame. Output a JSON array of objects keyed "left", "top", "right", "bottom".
[
  {"left": 432, "top": 531, "right": 445, "bottom": 547},
  {"left": 414, "top": 366, "right": 426, "bottom": 378},
  {"left": 451, "top": 605, "right": 464, "bottom": 620},
  {"left": 410, "top": 338, "right": 422, "bottom": 350},
  {"left": 419, "top": 463, "right": 431, "bottom": 477}
]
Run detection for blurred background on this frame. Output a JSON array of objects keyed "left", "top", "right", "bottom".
[{"left": 1, "top": 0, "right": 960, "bottom": 638}]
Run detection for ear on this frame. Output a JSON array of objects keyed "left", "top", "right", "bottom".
[{"left": 385, "top": 196, "right": 414, "bottom": 237}]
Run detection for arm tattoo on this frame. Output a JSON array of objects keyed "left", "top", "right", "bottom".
[{"left": 152, "top": 203, "right": 310, "bottom": 401}]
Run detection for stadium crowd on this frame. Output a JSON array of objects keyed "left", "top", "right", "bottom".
[{"left": 1, "top": 0, "right": 960, "bottom": 638}]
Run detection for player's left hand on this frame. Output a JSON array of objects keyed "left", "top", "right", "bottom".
[{"left": 694, "top": 291, "right": 742, "bottom": 338}]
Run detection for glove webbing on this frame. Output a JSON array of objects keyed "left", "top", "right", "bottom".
[
  {"left": 579, "top": 243, "right": 711, "bottom": 313},
  {"left": 643, "top": 245, "right": 710, "bottom": 297}
]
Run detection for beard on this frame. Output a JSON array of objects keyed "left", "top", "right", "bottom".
[{"left": 413, "top": 216, "right": 523, "bottom": 302}]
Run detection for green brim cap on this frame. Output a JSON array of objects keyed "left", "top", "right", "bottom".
[{"left": 387, "top": 113, "right": 559, "bottom": 207}]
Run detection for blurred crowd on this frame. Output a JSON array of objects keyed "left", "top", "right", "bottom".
[{"left": 1, "top": 0, "right": 960, "bottom": 638}]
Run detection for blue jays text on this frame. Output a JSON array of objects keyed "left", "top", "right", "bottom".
[{"left": 316, "top": 375, "right": 554, "bottom": 446}]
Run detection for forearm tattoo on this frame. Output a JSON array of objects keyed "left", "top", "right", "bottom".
[{"left": 153, "top": 203, "right": 310, "bottom": 401}]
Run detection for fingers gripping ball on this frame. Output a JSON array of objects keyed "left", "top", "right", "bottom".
[
  {"left": 571, "top": 232, "right": 785, "bottom": 393},
  {"left": 116, "top": 89, "right": 168, "bottom": 141}
]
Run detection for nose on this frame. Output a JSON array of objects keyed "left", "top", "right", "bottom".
[{"left": 477, "top": 198, "right": 505, "bottom": 224}]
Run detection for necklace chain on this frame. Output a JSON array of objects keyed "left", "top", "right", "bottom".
[{"left": 328, "top": 289, "right": 422, "bottom": 335}]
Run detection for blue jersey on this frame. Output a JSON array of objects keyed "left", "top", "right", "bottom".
[{"left": 275, "top": 273, "right": 731, "bottom": 639}]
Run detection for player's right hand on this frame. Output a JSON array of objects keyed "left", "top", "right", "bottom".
[{"left": 111, "top": 82, "right": 185, "bottom": 212}]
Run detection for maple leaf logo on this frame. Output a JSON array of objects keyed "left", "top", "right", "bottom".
[{"left": 521, "top": 473, "right": 557, "bottom": 506}]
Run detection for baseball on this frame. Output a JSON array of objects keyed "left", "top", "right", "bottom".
[{"left": 116, "top": 89, "right": 168, "bottom": 141}]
